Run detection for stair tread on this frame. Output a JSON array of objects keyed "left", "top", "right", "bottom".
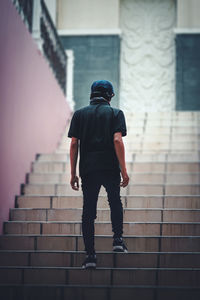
[
  {"left": 0, "top": 284, "right": 199, "bottom": 288},
  {"left": 1, "top": 250, "right": 200, "bottom": 254},
  {"left": 5, "top": 220, "right": 200, "bottom": 224},
  {"left": 1, "top": 266, "right": 200, "bottom": 270},
  {"left": 17, "top": 195, "right": 200, "bottom": 197},
  {"left": 24, "top": 183, "right": 200, "bottom": 185},
  {"left": 11, "top": 208, "right": 200, "bottom": 211},
  {"left": 29, "top": 171, "right": 200, "bottom": 173},
  {"left": 2, "top": 234, "right": 200, "bottom": 237}
]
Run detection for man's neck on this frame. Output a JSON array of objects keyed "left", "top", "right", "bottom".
[{"left": 90, "top": 97, "right": 110, "bottom": 105}]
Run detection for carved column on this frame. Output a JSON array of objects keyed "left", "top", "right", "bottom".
[{"left": 120, "top": 0, "right": 176, "bottom": 112}]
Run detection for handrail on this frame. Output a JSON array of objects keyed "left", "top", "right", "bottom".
[
  {"left": 40, "top": 0, "right": 67, "bottom": 94},
  {"left": 12, "top": 0, "right": 67, "bottom": 95},
  {"left": 12, "top": 0, "right": 33, "bottom": 32}
]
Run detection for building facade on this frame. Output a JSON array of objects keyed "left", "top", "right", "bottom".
[{"left": 47, "top": 0, "right": 200, "bottom": 111}]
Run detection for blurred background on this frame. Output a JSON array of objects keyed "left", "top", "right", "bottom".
[{"left": 0, "top": 0, "right": 200, "bottom": 239}]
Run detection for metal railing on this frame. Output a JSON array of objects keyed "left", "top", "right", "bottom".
[
  {"left": 12, "top": 0, "right": 67, "bottom": 95},
  {"left": 40, "top": 0, "right": 67, "bottom": 94},
  {"left": 12, "top": 0, "right": 33, "bottom": 32}
]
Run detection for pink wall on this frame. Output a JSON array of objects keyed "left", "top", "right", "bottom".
[{"left": 0, "top": 0, "right": 72, "bottom": 233}]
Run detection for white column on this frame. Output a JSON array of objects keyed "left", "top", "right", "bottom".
[
  {"left": 119, "top": 0, "right": 176, "bottom": 112},
  {"left": 32, "top": 0, "right": 43, "bottom": 52},
  {"left": 44, "top": 0, "right": 57, "bottom": 26},
  {"left": 177, "top": 0, "right": 200, "bottom": 28},
  {"left": 65, "top": 49, "right": 75, "bottom": 110}
]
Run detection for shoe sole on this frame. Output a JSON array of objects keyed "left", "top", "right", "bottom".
[
  {"left": 82, "top": 262, "right": 97, "bottom": 269},
  {"left": 113, "top": 245, "right": 128, "bottom": 253}
]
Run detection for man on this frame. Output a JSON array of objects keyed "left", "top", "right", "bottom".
[{"left": 68, "top": 80, "right": 129, "bottom": 269}]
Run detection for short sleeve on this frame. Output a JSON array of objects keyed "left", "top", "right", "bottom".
[
  {"left": 68, "top": 111, "right": 80, "bottom": 139},
  {"left": 113, "top": 110, "right": 127, "bottom": 137}
]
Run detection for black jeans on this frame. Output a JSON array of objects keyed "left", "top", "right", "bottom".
[{"left": 81, "top": 170, "right": 123, "bottom": 254}]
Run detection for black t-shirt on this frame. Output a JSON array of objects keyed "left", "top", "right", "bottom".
[{"left": 68, "top": 98, "right": 127, "bottom": 177}]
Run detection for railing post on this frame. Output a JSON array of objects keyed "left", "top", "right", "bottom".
[
  {"left": 32, "top": 0, "right": 43, "bottom": 52},
  {"left": 65, "top": 50, "right": 75, "bottom": 110}
]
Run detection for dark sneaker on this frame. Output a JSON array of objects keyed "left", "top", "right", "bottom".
[
  {"left": 113, "top": 237, "right": 128, "bottom": 253},
  {"left": 82, "top": 254, "right": 97, "bottom": 269}
]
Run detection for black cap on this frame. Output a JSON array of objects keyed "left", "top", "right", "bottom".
[{"left": 90, "top": 80, "right": 115, "bottom": 99}]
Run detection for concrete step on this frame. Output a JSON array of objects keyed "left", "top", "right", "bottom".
[
  {"left": 1, "top": 235, "right": 200, "bottom": 252},
  {"left": 133, "top": 163, "right": 200, "bottom": 173},
  {"left": 150, "top": 135, "right": 199, "bottom": 142},
  {"left": 127, "top": 139, "right": 200, "bottom": 144},
  {"left": 36, "top": 153, "right": 69, "bottom": 162},
  {"left": 83, "top": 129, "right": 200, "bottom": 135},
  {"left": 55, "top": 145, "right": 200, "bottom": 154},
  {"left": 27, "top": 172, "right": 200, "bottom": 184},
  {"left": 130, "top": 173, "right": 200, "bottom": 184},
  {"left": 16, "top": 195, "right": 200, "bottom": 209},
  {"left": 10, "top": 208, "right": 200, "bottom": 223},
  {"left": 31, "top": 161, "right": 200, "bottom": 173},
  {"left": 21, "top": 184, "right": 124, "bottom": 196},
  {"left": 128, "top": 121, "right": 200, "bottom": 126},
  {"left": 126, "top": 133, "right": 200, "bottom": 139},
  {"left": 22, "top": 183, "right": 200, "bottom": 196},
  {"left": 60, "top": 133, "right": 161, "bottom": 146},
  {"left": 134, "top": 153, "right": 200, "bottom": 162},
  {"left": 126, "top": 128, "right": 199, "bottom": 135},
  {"left": 125, "top": 111, "right": 199, "bottom": 117},
  {"left": 28, "top": 173, "right": 71, "bottom": 184},
  {"left": 0, "top": 284, "right": 199, "bottom": 300},
  {"left": 35, "top": 150, "right": 198, "bottom": 164},
  {"left": 0, "top": 266, "right": 200, "bottom": 286},
  {"left": 32, "top": 162, "right": 135, "bottom": 173},
  {"left": 114, "top": 143, "right": 199, "bottom": 151},
  {"left": 146, "top": 120, "right": 200, "bottom": 126},
  {"left": 165, "top": 173, "right": 200, "bottom": 184},
  {"left": 52, "top": 151, "right": 200, "bottom": 163},
  {"left": 32, "top": 162, "right": 69, "bottom": 173},
  {"left": 58, "top": 143, "right": 199, "bottom": 152},
  {"left": 3, "top": 221, "right": 200, "bottom": 236},
  {"left": 0, "top": 250, "right": 200, "bottom": 268},
  {"left": 128, "top": 124, "right": 200, "bottom": 129},
  {"left": 123, "top": 142, "right": 200, "bottom": 151}
]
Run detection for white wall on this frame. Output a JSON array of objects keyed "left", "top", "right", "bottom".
[
  {"left": 177, "top": 0, "right": 200, "bottom": 28},
  {"left": 57, "top": 0, "right": 120, "bottom": 30}
]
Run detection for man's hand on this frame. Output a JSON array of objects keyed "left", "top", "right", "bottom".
[
  {"left": 69, "top": 137, "right": 79, "bottom": 190},
  {"left": 113, "top": 132, "right": 129, "bottom": 188},
  {"left": 70, "top": 175, "right": 79, "bottom": 190},
  {"left": 120, "top": 170, "right": 129, "bottom": 187}
]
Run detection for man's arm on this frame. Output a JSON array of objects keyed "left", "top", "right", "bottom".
[
  {"left": 113, "top": 132, "right": 129, "bottom": 187},
  {"left": 69, "top": 137, "right": 79, "bottom": 190}
]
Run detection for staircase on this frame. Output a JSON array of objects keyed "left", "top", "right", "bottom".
[{"left": 0, "top": 111, "right": 200, "bottom": 300}]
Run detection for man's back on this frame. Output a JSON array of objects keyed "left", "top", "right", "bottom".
[{"left": 68, "top": 97, "right": 127, "bottom": 177}]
